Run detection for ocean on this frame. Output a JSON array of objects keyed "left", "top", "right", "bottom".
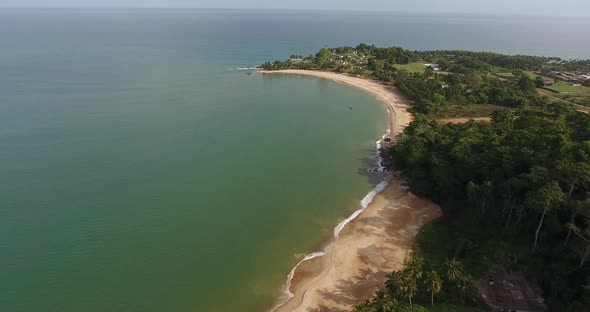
[{"left": 1, "top": 9, "right": 589, "bottom": 312}]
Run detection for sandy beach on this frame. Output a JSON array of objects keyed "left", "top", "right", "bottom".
[{"left": 261, "top": 70, "right": 442, "bottom": 312}]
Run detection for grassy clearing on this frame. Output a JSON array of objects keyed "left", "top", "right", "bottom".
[
  {"left": 546, "top": 83, "right": 590, "bottom": 93},
  {"left": 539, "top": 81, "right": 590, "bottom": 107},
  {"left": 537, "top": 88, "right": 590, "bottom": 111},
  {"left": 491, "top": 69, "right": 553, "bottom": 82},
  {"left": 394, "top": 62, "right": 427, "bottom": 73},
  {"left": 559, "top": 94, "right": 590, "bottom": 107},
  {"left": 493, "top": 71, "right": 515, "bottom": 78}
]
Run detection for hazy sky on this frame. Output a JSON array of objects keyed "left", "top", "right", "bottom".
[{"left": 2, "top": 0, "right": 589, "bottom": 16}]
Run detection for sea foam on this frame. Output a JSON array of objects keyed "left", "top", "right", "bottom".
[
  {"left": 269, "top": 250, "right": 327, "bottom": 311},
  {"left": 270, "top": 127, "right": 392, "bottom": 311}
]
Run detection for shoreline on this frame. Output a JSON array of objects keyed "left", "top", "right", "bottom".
[
  {"left": 259, "top": 70, "right": 410, "bottom": 138},
  {"left": 261, "top": 70, "right": 442, "bottom": 312}
]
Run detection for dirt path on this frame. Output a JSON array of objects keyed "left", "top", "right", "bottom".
[{"left": 537, "top": 88, "right": 590, "bottom": 114}]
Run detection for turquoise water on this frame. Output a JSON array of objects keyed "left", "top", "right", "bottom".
[{"left": 2, "top": 9, "right": 589, "bottom": 312}]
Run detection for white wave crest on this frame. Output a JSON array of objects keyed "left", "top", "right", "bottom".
[
  {"left": 333, "top": 179, "right": 389, "bottom": 238},
  {"left": 271, "top": 126, "right": 392, "bottom": 311},
  {"left": 269, "top": 251, "right": 327, "bottom": 311},
  {"left": 375, "top": 128, "right": 391, "bottom": 172}
]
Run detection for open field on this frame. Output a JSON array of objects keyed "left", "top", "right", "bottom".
[
  {"left": 559, "top": 94, "right": 590, "bottom": 107},
  {"left": 394, "top": 62, "right": 427, "bottom": 73},
  {"left": 540, "top": 83, "right": 590, "bottom": 107},
  {"left": 537, "top": 88, "right": 590, "bottom": 111},
  {"left": 545, "top": 83, "right": 590, "bottom": 93},
  {"left": 492, "top": 70, "right": 553, "bottom": 82},
  {"left": 492, "top": 71, "right": 515, "bottom": 78}
]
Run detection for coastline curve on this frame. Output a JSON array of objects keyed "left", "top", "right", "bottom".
[{"left": 260, "top": 70, "right": 437, "bottom": 312}]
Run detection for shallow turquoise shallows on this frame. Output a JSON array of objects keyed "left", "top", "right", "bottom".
[{"left": 2, "top": 9, "right": 589, "bottom": 312}]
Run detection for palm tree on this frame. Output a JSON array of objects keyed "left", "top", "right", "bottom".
[
  {"left": 401, "top": 270, "right": 418, "bottom": 308},
  {"left": 456, "top": 276, "right": 470, "bottom": 303},
  {"left": 405, "top": 253, "right": 424, "bottom": 280},
  {"left": 444, "top": 258, "right": 464, "bottom": 282},
  {"left": 425, "top": 270, "right": 443, "bottom": 307},
  {"left": 353, "top": 300, "right": 376, "bottom": 312},
  {"left": 385, "top": 270, "right": 416, "bottom": 308},
  {"left": 370, "top": 290, "right": 396, "bottom": 312},
  {"left": 384, "top": 272, "right": 399, "bottom": 298},
  {"left": 457, "top": 275, "right": 477, "bottom": 304}
]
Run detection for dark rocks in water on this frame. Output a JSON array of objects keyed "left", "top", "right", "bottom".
[{"left": 378, "top": 148, "right": 395, "bottom": 170}]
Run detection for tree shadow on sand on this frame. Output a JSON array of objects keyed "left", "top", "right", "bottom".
[
  {"left": 358, "top": 202, "right": 418, "bottom": 234},
  {"left": 315, "top": 268, "right": 389, "bottom": 307},
  {"left": 357, "top": 244, "right": 397, "bottom": 267}
]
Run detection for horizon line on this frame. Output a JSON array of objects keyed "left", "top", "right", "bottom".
[{"left": 0, "top": 7, "right": 588, "bottom": 18}]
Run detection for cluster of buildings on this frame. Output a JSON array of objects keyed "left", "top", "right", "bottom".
[
  {"left": 332, "top": 52, "right": 366, "bottom": 66},
  {"left": 537, "top": 71, "right": 590, "bottom": 83}
]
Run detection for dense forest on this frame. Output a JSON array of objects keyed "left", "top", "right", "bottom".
[
  {"left": 384, "top": 107, "right": 590, "bottom": 311},
  {"left": 263, "top": 45, "right": 590, "bottom": 311}
]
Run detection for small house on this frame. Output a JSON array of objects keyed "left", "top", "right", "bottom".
[{"left": 424, "top": 63, "right": 442, "bottom": 71}]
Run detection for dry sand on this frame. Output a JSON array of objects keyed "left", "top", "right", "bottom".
[{"left": 260, "top": 70, "right": 442, "bottom": 312}]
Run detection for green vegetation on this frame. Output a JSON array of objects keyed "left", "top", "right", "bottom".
[
  {"left": 393, "top": 63, "right": 427, "bottom": 74},
  {"left": 354, "top": 253, "right": 486, "bottom": 312},
  {"left": 561, "top": 94, "right": 590, "bottom": 107},
  {"left": 489, "top": 68, "right": 590, "bottom": 107},
  {"left": 436, "top": 104, "right": 513, "bottom": 118},
  {"left": 540, "top": 83, "right": 590, "bottom": 107},
  {"left": 264, "top": 44, "right": 590, "bottom": 311},
  {"left": 262, "top": 44, "right": 590, "bottom": 119},
  {"left": 492, "top": 69, "right": 552, "bottom": 82},
  {"left": 546, "top": 83, "right": 590, "bottom": 94},
  {"left": 390, "top": 108, "right": 590, "bottom": 310}
]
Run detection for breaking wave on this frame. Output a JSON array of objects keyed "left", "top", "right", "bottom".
[{"left": 270, "top": 127, "right": 392, "bottom": 311}]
